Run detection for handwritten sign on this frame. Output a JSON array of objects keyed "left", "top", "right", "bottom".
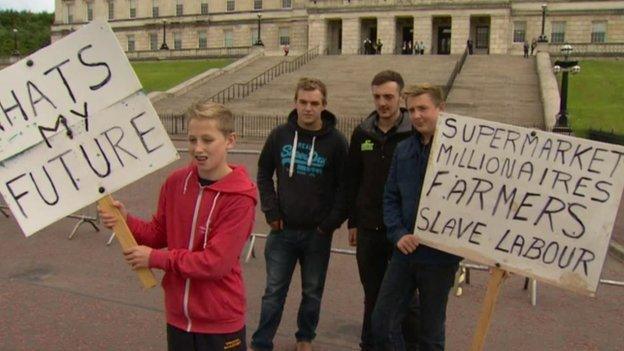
[
  {"left": 0, "top": 22, "right": 179, "bottom": 236},
  {"left": 0, "top": 92, "right": 178, "bottom": 236},
  {"left": 415, "top": 114, "right": 624, "bottom": 295},
  {"left": 0, "top": 21, "right": 141, "bottom": 161}
]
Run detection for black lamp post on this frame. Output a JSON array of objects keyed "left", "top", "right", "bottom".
[
  {"left": 553, "top": 44, "right": 580, "bottom": 129},
  {"left": 160, "top": 20, "right": 169, "bottom": 50},
  {"left": 255, "top": 14, "right": 264, "bottom": 46},
  {"left": 12, "top": 28, "right": 19, "bottom": 56},
  {"left": 538, "top": 3, "right": 548, "bottom": 43}
]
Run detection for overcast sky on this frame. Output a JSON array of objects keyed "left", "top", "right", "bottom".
[{"left": 0, "top": 0, "right": 54, "bottom": 12}]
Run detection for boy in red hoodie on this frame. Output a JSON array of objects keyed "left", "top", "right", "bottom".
[{"left": 99, "top": 102, "right": 257, "bottom": 351}]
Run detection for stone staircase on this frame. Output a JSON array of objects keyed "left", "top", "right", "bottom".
[
  {"left": 446, "top": 55, "right": 544, "bottom": 128},
  {"left": 225, "top": 54, "right": 458, "bottom": 119},
  {"left": 153, "top": 55, "right": 287, "bottom": 115}
]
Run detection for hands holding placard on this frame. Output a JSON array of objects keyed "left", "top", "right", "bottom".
[
  {"left": 397, "top": 234, "right": 419, "bottom": 254},
  {"left": 98, "top": 200, "right": 155, "bottom": 273}
]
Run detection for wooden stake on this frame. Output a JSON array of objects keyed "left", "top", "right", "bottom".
[
  {"left": 98, "top": 194, "right": 158, "bottom": 289},
  {"left": 470, "top": 267, "right": 508, "bottom": 351}
]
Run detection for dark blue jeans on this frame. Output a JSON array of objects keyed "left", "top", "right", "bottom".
[
  {"left": 251, "top": 229, "right": 332, "bottom": 351},
  {"left": 371, "top": 254, "right": 458, "bottom": 351},
  {"left": 356, "top": 229, "right": 420, "bottom": 351}
]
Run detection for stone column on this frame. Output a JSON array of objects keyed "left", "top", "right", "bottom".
[
  {"left": 414, "top": 15, "right": 432, "bottom": 54},
  {"left": 451, "top": 14, "right": 470, "bottom": 54},
  {"left": 308, "top": 17, "right": 326, "bottom": 53},
  {"left": 378, "top": 16, "right": 396, "bottom": 54},
  {"left": 490, "top": 15, "right": 510, "bottom": 54},
  {"left": 342, "top": 17, "right": 360, "bottom": 54}
]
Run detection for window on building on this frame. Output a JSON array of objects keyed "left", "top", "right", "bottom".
[
  {"left": 174, "top": 32, "right": 182, "bottom": 49},
  {"left": 86, "top": 2, "right": 94, "bottom": 21},
  {"left": 224, "top": 30, "right": 233, "bottom": 47},
  {"left": 152, "top": 0, "right": 159, "bottom": 17},
  {"left": 66, "top": 3, "right": 74, "bottom": 23},
  {"left": 227, "top": 0, "right": 235, "bottom": 12},
  {"left": 108, "top": 1, "right": 115, "bottom": 20},
  {"left": 129, "top": 0, "right": 137, "bottom": 18},
  {"left": 251, "top": 28, "right": 259, "bottom": 45},
  {"left": 282, "top": 0, "right": 291, "bottom": 9},
  {"left": 127, "top": 35, "right": 135, "bottom": 52},
  {"left": 150, "top": 33, "right": 158, "bottom": 50},
  {"left": 201, "top": 0, "right": 209, "bottom": 15},
  {"left": 279, "top": 27, "right": 290, "bottom": 45},
  {"left": 513, "top": 21, "right": 526, "bottom": 43},
  {"left": 199, "top": 31, "right": 207, "bottom": 48},
  {"left": 254, "top": 0, "right": 262, "bottom": 10},
  {"left": 591, "top": 21, "right": 607, "bottom": 43},
  {"left": 551, "top": 21, "right": 566, "bottom": 43},
  {"left": 176, "top": 0, "right": 184, "bottom": 16}
]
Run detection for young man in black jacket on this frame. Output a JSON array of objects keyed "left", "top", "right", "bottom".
[
  {"left": 346, "top": 70, "right": 418, "bottom": 351},
  {"left": 251, "top": 78, "right": 348, "bottom": 351}
]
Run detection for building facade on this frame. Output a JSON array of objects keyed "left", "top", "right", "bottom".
[{"left": 52, "top": 0, "right": 624, "bottom": 55}]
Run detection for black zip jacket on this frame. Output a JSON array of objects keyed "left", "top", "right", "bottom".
[
  {"left": 346, "top": 108, "right": 413, "bottom": 230},
  {"left": 257, "top": 109, "right": 348, "bottom": 234}
]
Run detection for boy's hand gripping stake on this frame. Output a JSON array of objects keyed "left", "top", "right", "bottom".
[{"left": 98, "top": 190, "right": 158, "bottom": 289}]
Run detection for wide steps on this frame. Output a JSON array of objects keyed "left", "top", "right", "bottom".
[
  {"left": 446, "top": 55, "right": 544, "bottom": 129},
  {"left": 226, "top": 54, "right": 458, "bottom": 119}
]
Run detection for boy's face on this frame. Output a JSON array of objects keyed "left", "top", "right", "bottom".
[
  {"left": 188, "top": 119, "right": 235, "bottom": 179},
  {"left": 406, "top": 93, "right": 444, "bottom": 142},
  {"left": 371, "top": 81, "right": 401, "bottom": 121},
  {"left": 294, "top": 88, "right": 326, "bottom": 131}
]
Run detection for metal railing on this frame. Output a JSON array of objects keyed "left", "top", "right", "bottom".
[
  {"left": 444, "top": 46, "right": 469, "bottom": 97},
  {"left": 161, "top": 113, "right": 364, "bottom": 139},
  {"left": 207, "top": 46, "right": 320, "bottom": 104},
  {"left": 548, "top": 42, "right": 624, "bottom": 57},
  {"left": 125, "top": 46, "right": 252, "bottom": 60}
]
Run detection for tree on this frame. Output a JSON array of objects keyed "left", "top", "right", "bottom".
[{"left": 0, "top": 10, "right": 54, "bottom": 58}]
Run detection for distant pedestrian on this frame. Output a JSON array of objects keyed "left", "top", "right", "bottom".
[
  {"left": 283, "top": 44, "right": 290, "bottom": 56},
  {"left": 376, "top": 39, "right": 383, "bottom": 55},
  {"left": 419, "top": 41, "right": 425, "bottom": 55},
  {"left": 414, "top": 41, "right": 421, "bottom": 55},
  {"left": 467, "top": 39, "right": 474, "bottom": 54},
  {"left": 531, "top": 38, "right": 537, "bottom": 55},
  {"left": 523, "top": 41, "right": 529, "bottom": 58}
]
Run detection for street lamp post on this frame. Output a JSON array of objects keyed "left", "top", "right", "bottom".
[
  {"left": 255, "top": 14, "right": 264, "bottom": 46},
  {"left": 538, "top": 3, "right": 548, "bottom": 43},
  {"left": 160, "top": 20, "right": 169, "bottom": 50},
  {"left": 552, "top": 44, "right": 581, "bottom": 130},
  {"left": 12, "top": 28, "right": 19, "bottom": 56}
]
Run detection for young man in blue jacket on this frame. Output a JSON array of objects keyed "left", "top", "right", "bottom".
[{"left": 372, "top": 84, "right": 461, "bottom": 351}]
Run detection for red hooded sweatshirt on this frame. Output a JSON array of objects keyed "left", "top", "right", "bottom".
[{"left": 126, "top": 164, "right": 257, "bottom": 334}]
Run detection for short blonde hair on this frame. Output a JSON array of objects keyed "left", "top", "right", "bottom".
[
  {"left": 294, "top": 77, "right": 328, "bottom": 105},
  {"left": 403, "top": 83, "right": 445, "bottom": 106},
  {"left": 187, "top": 101, "right": 234, "bottom": 134}
]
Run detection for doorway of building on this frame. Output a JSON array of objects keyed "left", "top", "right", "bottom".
[
  {"left": 326, "top": 19, "right": 342, "bottom": 55},
  {"left": 396, "top": 17, "right": 414, "bottom": 54},
  {"left": 437, "top": 26, "right": 451, "bottom": 54},
  {"left": 361, "top": 18, "right": 377, "bottom": 54}
]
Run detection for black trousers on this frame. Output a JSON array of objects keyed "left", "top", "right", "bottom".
[
  {"left": 167, "top": 324, "right": 246, "bottom": 351},
  {"left": 356, "top": 228, "right": 419, "bottom": 351}
]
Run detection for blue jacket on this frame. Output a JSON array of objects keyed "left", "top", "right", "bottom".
[{"left": 383, "top": 133, "right": 462, "bottom": 265}]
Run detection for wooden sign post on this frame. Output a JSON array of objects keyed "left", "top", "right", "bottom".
[
  {"left": 98, "top": 194, "right": 157, "bottom": 289},
  {"left": 469, "top": 267, "right": 508, "bottom": 351}
]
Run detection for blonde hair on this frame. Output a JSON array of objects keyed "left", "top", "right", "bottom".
[
  {"left": 403, "top": 83, "right": 445, "bottom": 106},
  {"left": 187, "top": 101, "right": 234, "bottom": 134},
  {"left": 294, "top": 77, "right": 328, "bottom": 105}
]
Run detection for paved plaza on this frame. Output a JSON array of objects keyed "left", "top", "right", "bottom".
[{"left": 1, "top": 141, "right": 623, "bottom": 351}]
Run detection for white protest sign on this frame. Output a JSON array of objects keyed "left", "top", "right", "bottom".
[
  {"left": 0, "top": 92, "right": 178, "bottom": 236},
  {"left": 415, "top": 114, "right": 624, "bottom": 296},
  {"left": 0, "top": 21, "right": 141, "bottom": 161}
]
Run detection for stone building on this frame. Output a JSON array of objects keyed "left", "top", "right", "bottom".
[{"left": 52, "top": 0, "right": 624, "bottom": 56}]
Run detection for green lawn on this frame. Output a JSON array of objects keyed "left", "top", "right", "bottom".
[
  {"left": 567, "top": 60, "right": 624, "bottom": 137},
  {"left": 132, "top": 59, "right": 233, "bottom": 92}
]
